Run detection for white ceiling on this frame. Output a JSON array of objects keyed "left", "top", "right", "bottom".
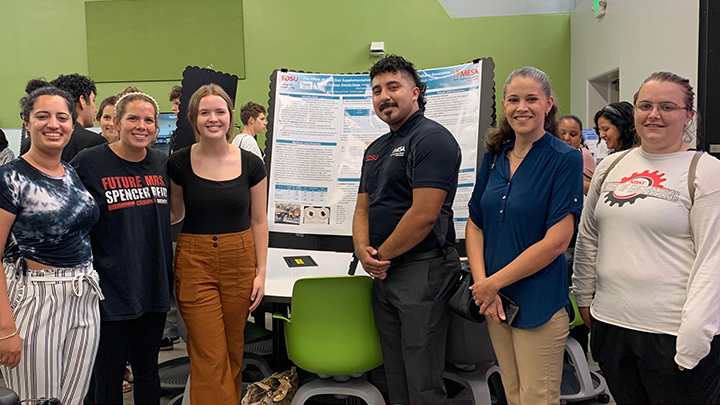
[{"left": 438, "top": 0, "right": 579, "bottom": 18}]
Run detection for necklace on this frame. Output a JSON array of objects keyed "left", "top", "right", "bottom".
[{"left": 511, "top": 148, "right": 527, "bottom": 159}]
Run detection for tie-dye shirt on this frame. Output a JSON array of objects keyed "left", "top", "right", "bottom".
[{"left": 0, "top": 158, "right": 99, "bottom": 268}]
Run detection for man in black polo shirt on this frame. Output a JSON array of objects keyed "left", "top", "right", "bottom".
[
  {"left": 353, "top": 55, "right": 462, "bottom": 405},
  {"left": 21, "top": 73, "right": 107, "bottom": 161}
]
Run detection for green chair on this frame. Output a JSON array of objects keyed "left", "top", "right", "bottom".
[
  {"left": 273, "top": 275, "right": 385, "bottom": 405},
  {"left": 569, "top": 287, "right": 585, "bottom": 328},
  {"left": 561, "top": 288, "right": 610, "bottom": 403}
]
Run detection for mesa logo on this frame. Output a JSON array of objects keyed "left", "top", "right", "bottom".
[
  {"left": 602, "top": 170, "right": 679, "bottom": 207},
  {"left": 281, "top": 75, "right": 298, "bottom": 82},
  {"left": 366, "top": 155, "right": 379, "bottom": 161},
  {"left": 459, "top": 68, "right": 478, "bottom": 77}
]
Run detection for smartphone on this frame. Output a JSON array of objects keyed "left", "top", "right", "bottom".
[{"left": 498, "top": 292, "right": 519, "bottom": 325}]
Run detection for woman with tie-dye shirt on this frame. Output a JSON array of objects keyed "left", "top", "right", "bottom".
[{"left": 0, "top": 86, "right": 101, "bottom": 404}]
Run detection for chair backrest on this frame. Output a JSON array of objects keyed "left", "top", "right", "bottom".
[
  {"left": 446, "top": 312, "right": 497, "bottom": 365},
  {"left": 569, "top": 288, "right": 584, "bottom": 328},
  {"left": 285, "top": 276, "right": 383, "bottom": 376}
]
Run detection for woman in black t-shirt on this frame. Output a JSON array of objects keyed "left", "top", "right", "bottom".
[
  {"left": 71, "top": 87, "right": 172, "bottom": 405},
  {"left": 168, "top": 84, "right": 268, "bottom": 405}
]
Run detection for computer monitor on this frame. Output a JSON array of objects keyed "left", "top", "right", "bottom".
[
  {"left": 154, "top": 112, "right": 177, "bottom": 154},
  {"left": 157, "top": 113, "right": 177, "bottom": 141}
]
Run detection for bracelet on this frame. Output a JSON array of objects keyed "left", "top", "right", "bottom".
[{"left": 0, "top": 329, "right": 18, "bottom": 341}]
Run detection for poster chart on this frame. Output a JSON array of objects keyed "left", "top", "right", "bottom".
[{"left": 267, "top": 61, "right": 484, "bottom": 239}]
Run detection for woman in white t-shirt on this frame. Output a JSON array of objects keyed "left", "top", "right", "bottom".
[{"left": 573, "top": 72, "right": 720, "bottom": 405}]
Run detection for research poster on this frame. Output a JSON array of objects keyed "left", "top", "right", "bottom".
[{"left": 267, "top": 61, "right": 483, "bottom": 239}]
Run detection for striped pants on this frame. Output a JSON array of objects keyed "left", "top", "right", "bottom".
[{"left": 1, "top": 262, "right": 103, "bottom": 404}]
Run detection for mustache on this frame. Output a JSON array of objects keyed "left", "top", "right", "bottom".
[{"left": 379, "top": 102, "right": 397, "bottom": 111}]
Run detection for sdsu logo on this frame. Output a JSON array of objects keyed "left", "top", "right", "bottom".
[
  {"left": 281, "top": 75, "right": 298, "bottom": 82},
  {"left": 603, "top": 170, "right": 679, "bottom": 207}
]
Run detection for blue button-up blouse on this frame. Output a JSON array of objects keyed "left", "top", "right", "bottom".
[{"left": 468, "top": 132, "right": 583, "bottom": 329}]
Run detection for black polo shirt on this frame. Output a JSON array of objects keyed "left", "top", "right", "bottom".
[{"left": 359, "top": 110, "right": 461, "bottom": 254}]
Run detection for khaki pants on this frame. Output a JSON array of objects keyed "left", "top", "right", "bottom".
[
  {"left": 175, "top": 229, "right": 257, "bottom": 405},
  {"left": 486, "top": 309, "right": 569, "bottom": 405}
]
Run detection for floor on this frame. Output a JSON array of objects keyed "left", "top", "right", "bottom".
[{"left": 1, "top": 338, "right": 615, "bottom": 405}]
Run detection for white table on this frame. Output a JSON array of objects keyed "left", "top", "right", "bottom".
[{"left": 264, "top": 247, "right": 370, "bottom": 303}]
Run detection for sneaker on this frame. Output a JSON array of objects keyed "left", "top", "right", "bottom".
[
  {"left": 123, "top": 367, "right": 133, "bottom": 383},
  {"left": 160, "top": 337, "right": 174, "bottom": 351},
  {"left": 122, "top": 380, "right": 133, "bottom": 393}
]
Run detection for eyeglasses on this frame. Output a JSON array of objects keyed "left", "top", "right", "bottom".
[{"left": 635, "top": 102, "right": 687, "bottom": 113}]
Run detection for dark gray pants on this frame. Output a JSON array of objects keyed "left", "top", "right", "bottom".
[{"left": 372, "top": 250, "right": 460, "bottom": 405}]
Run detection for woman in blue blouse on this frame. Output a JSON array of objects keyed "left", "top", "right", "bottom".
[{"left": 466, "top": 67, "right": 583, "bottom": 404}]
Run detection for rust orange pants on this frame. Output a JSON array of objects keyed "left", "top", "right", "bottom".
[{"left": 174, "top": 229, "right": 256, "bottom": 405}]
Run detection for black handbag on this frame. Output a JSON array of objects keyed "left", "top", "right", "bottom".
[
  {"left": 448, "top": 262, "right": 485, "bottom": 323},
  {"left": 448, "top": 153, "right": 500, "bottom": 323}
]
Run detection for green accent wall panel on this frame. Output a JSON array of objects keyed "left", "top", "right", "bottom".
[
  {"left": 85, "top": 0, "right": 245, "bottom": 82},
  {"left": 0, "top": 0, "right": 569, "bottom": 135}
]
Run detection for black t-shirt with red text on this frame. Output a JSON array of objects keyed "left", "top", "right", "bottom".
[{"left": 71, "top": 144, "right": 172, "bottom": 321}]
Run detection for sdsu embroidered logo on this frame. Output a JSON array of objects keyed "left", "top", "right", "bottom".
[
  {"left": 390, "top": 146, "right": 405, "bottom": 157},
  {"left": 603, "top": 170, "right": 680, "bottom": 207}
]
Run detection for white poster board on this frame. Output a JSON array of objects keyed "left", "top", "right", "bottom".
[{"left": 267, "top": 62, "right": 484, "bottom": 239}]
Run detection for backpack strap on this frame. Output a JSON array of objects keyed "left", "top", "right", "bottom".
[
  {"left": 598, "top": 149, "right": 634, "bottom": 187},
  {"left": 688, "top": 151, "right": 703, "bottom": 205}
]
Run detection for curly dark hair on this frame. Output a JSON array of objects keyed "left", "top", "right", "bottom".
[
  {"left": 20, "top": 86, "right": 78, "bottom": 124},
  {"left": 169, "top": 85, "right": 182, "bottom": 101},
  {"left": 593, "top": 101, "right": 639, "bottom": 151},
  {"left": 25, "top": 78, "right": 51, "bottom": 94},
  {"left": 0, "top": 129, "right": 8, "bottom": 151},
  {"left": 369, "top": 54, "right": 426, "bottom": 111},
  {"left": 240, "top": 101, "right": 266, "bottom": 125},
  {"left": 51, "top": 73, "right": 96, "bottom": 104}
]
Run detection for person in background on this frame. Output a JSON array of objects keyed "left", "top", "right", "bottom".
[
  {"left": 20, "top": 74, "right": 107, "bottom": 161},
  {"left": 558, "top": 114, "right": 594, "bottom": 357},
  {"left": 166, "top": 85, "right": 182, "bottom": 155},
  {"left": 594, "top": 101, "right": 639, "bottom": 153},
  {"left": 96, "top": 95, "right": 119, "bottom": 143},
  {"left": 574, "top": 71, "right": 720, "bottom": 404},
  {"left": 231, "top": 101, "right": 265, "bottom": 158},
  {"left": 0, "top": 130, "right": 15, "bottom": 166},
  {"left": 466, "top": 67, "right": 583, "bottom": 404},
  {"left": 72, "top": 87, "right": 172, "bottom": 405},
  {"left": 0, "top": 86, "right": 102, "bottom": 404},
  {"left": 162, "top": 85, "right": 183, "bottom": 349},
  {"left": 168, "top": 84, "right": 267, "bottom": 404},
  {"left": 559, "top": 114, "right": 595, "bottom": 195}
]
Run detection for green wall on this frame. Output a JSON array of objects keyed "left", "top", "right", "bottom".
[{"left": 0, "top": 0, "right": 571, "bottom": 151}]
